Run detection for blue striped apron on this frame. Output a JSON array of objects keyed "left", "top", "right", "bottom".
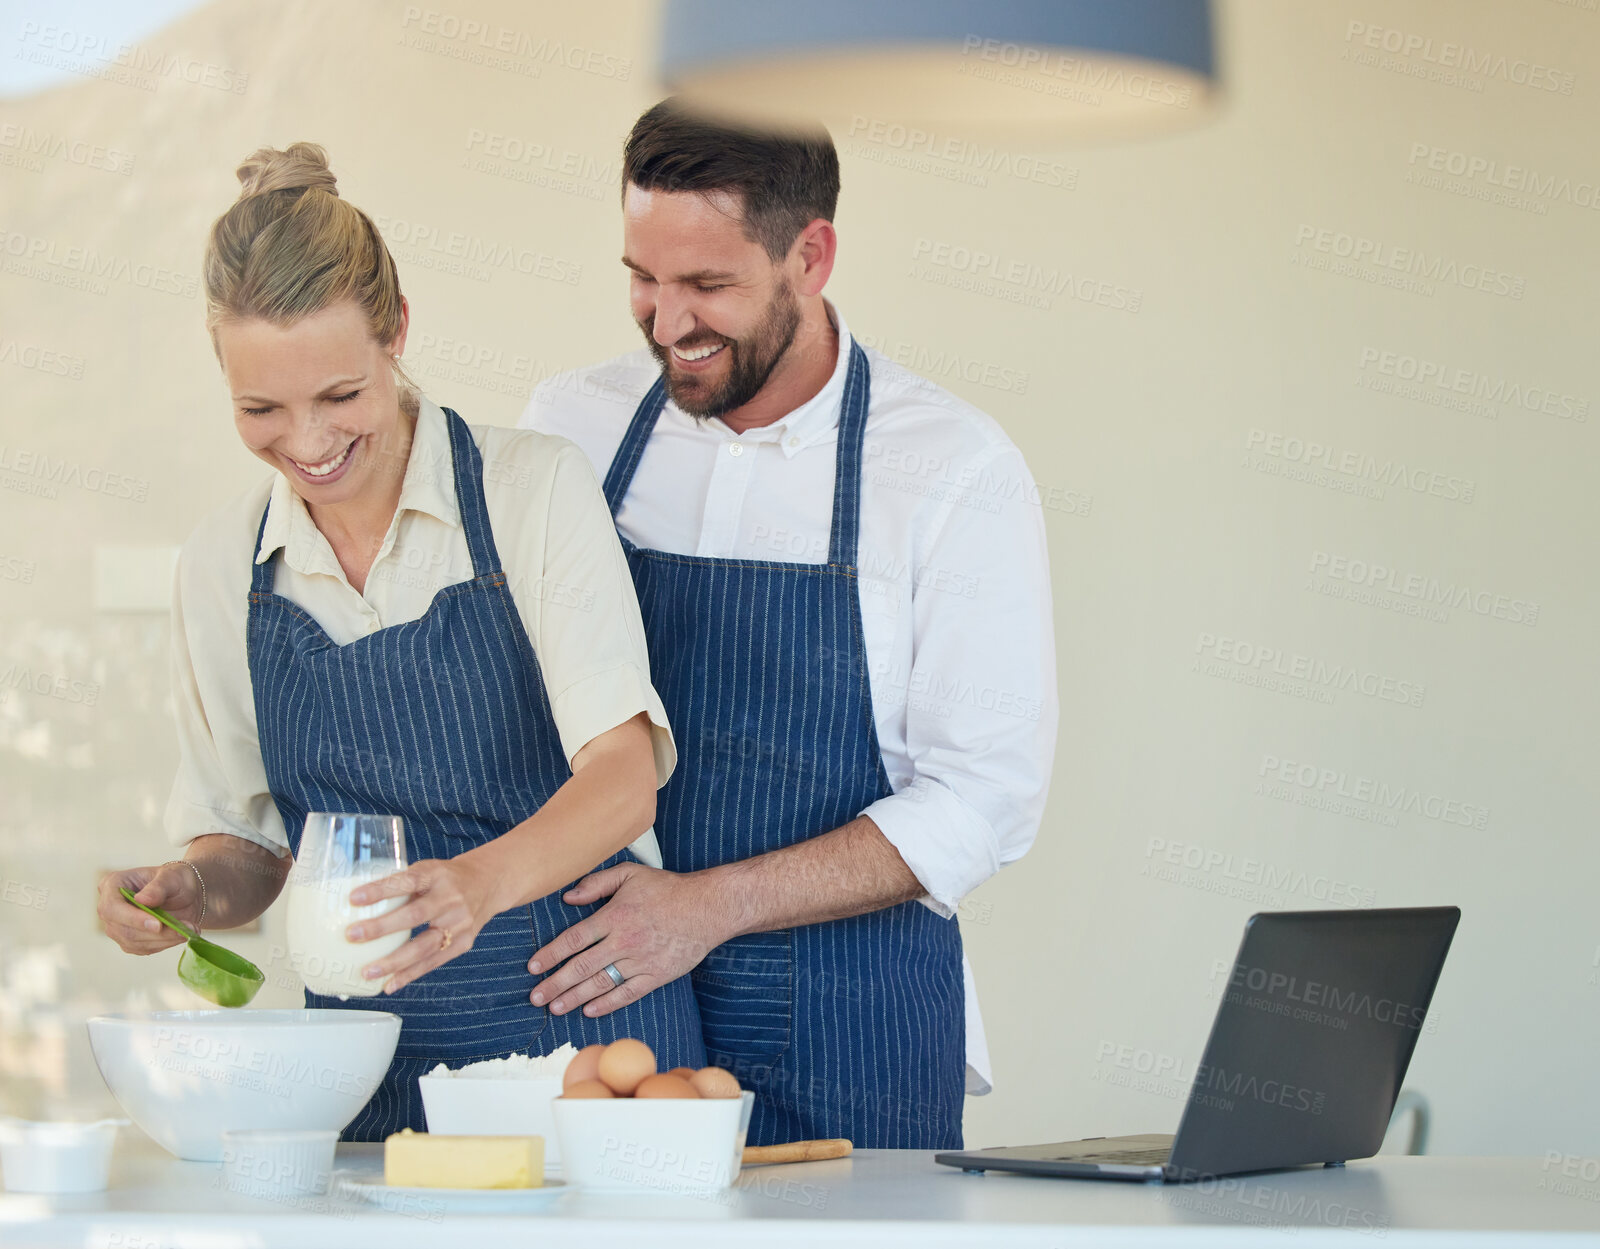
[
  {"left": 247, "top": 407, "right": 705, "bottom": 1140},
  {"left": 602, "top": 343, "right": 966, "bottom": 1149}
]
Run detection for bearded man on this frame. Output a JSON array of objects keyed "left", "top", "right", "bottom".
[{"left": 518, "top": 99, "right": 1058, "bottom": 1150}]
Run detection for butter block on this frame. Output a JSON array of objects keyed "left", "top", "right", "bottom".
[{"left": 383, "top": 1128, "right": 544, "bottom": 1189}]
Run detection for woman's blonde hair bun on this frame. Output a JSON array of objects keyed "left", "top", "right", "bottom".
[
  {"left": 205, "top": 142, "right": 413, "bottom": 408},
  {"left": 234, "top": 141, "right": 340, "bottom": 201}
]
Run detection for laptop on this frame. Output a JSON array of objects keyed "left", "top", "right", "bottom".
[{"left": 935, "top": 906, "right": 1460, "bottom": 1182}]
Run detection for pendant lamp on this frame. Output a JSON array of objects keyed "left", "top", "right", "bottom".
[{"left": 658, "top": 0, "right": 1218, "bottom": 137}]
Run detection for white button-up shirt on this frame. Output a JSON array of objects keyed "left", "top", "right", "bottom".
[{"left": 520, "top": 308, "right": 1058, "bottom": 1094}]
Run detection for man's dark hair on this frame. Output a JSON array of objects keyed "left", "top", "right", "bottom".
[{"left": 622, "top": 98, "right": 840, "bottom": 261}]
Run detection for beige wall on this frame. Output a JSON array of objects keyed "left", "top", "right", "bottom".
[{"left": 1, "top": 0, "right": 1596, "bottom": 1156}]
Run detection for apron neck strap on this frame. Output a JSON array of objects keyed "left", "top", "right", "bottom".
[
  {"left": 441, "top": 406, "right": 502, "bottom": 578},
  {"left": 249, "top": 505, "right": 275, "bottom": 595},
  {"left": 602, "top": 338, "right": 874, "bottom": 569},
  {"left": 602, "top": 377, "right": 667, "bottom": 518},
  {"left": 827, "top": 340, "right": 871, "bottom": 568}
]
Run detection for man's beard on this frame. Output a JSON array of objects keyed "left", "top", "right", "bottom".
[{"left": 640, "top": 280, "right": 801, "bottom": 420}]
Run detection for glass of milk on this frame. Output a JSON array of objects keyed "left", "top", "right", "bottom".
[{"left": 286, "top": 812, "right": 410, "bottom": 1000}]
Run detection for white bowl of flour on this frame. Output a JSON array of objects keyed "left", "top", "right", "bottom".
[{"left": 417, "top": 1044, "right": 576, "bottom": 1168}]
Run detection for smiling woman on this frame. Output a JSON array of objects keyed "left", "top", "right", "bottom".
[
  {"left": 93, "top": 141, "right": 706, "bottom": 1139},
  {"left": 205, "top": 141, "right": 415, "bottom": 579}
]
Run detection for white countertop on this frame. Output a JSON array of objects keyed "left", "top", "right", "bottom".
[{"left": 3, "top": 1139, "right": 1598, "bottom": 1247}]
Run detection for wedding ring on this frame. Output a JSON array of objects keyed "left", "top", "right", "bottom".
[
  {"left": 602, "top": 963, "right": 624, "bottom": 988},
  {"left": 438, "top": 927, "right": 453, "bottom": 951}
]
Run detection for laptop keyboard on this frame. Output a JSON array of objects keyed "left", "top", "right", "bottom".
[{"left": 1064, "top": 1146, "right": 1171, "bottom": 1165}]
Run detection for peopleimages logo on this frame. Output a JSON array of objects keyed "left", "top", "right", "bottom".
[
  {"left": 398, "top": 7, "right": 632, "bottom": 79},
  {"left": 1216, "top": 960, "right": 1432, "bottom": 1031},
  {"left": 1343, "top": 21, "right": 1576, "bottom": 94},
  {"left": 1195, "top": 632, "right": 1426, "bottom": 709},
  {"left": 151, "top": 1025, "right": 381, "bottom": 1097},
  {"left": 460, "top": 129, "right": 614, "bottom": 201},
  {"left": 371, "top": 215, "right": 582, "bottom": 286},
  {"left": 0, "top": 664, "right": 100, "bottom": 706},
  {"left": 1092, "top": 1042, "right": 1325, "bottom": 1115},
  {"left": 843, "top": 117, "right": 1076, "bottom": 190},
  {"left": 0, "top": 555, "right": 36, "bottom": 584},
  {"left": 1259, "top": 754, "right": 1490, "bottom": 830},
  {"left": 0, "top": 227, "right": 198, "bottom": 298},
  {"left": 864, "top": 437, "right": 1091, "bottom": 516},
  {"left": 1143, "top": 838, "right": 1378, "bottom": 909},
  {"left": 1309, "top": 551, "right": 1539, "bottom": 626},
  {"left": 958, "top": 36, "right": 1195, "bottom": 108},
  {"left": 0, "top": 336, "right": 87, "bottom": 379},
  {"left": 1, "top": 877, "right": 49, "bottom": 909},
  {"left": 1164, "top": 1181, "right": 1390, "bottom": 1235},
  {"left": 1407, "top": 143, "right": 1600, "bottom": 213},
  {"left": 1293, "top": 224, "right": 1526, "bottom": 299},
  {"left": 1245, "top": 429, "right": 1475, "bottom": 504},
  {"left": 1538, "top": 1152, "right": 1600, "bottom": 1202},
  {"left": 910, "top": 238, "right": 1143, "bottom": 312},
  {"left": 1358, "top": 346, "right": 1589, "bottom": 422},
  {"left": 0, "top": 124, "right": 135, "bottom": 174},
  {"left": 13, "top": 21, "right": 250, "bottom": 93},
  {"left": 868, "top": 657, "right": 1045, "bottom": 723},
  {"left": 854, "top": 332, "right": 1031, "bottom": 396},
  {"left": 0, "top": 445, "right": 149, "bottom": 502}
]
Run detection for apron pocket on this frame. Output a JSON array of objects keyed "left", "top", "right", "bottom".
[{"left": 693, "top": 929, "right": 794, "bottom": 1077}]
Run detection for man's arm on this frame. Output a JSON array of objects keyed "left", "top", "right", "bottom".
[
  {"left": 713, "top": 814, "right": 924, "bottom": 934},
  {"left": 700, "top": 435, "right": 1058, "bottom": 936},
  {"left": 527, "top": 429, "right": 1058, "bottom": 1017},
  {"left": 526, "top": 816, "right": 920, "bottom": 1015}
]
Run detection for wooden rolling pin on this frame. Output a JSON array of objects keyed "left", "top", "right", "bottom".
[{"left": 742, "top": 1138, "right": 853, "bottom": 1166}]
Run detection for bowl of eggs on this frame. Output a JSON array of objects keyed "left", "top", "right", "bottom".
[{"left": 551, "top": 1039, "right": 754, "bottom": 1194}]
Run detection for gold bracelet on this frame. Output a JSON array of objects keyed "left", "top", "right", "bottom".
[{"left": 166, "top": 860, "right": 207, "bottom": 933}]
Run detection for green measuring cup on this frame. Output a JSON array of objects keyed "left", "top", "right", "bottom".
[{"left": 119, "top": 886, "right": 265, "bottom": 1008}]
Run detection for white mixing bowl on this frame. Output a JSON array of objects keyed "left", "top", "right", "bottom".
[{"left": 86, "top": 1009, "right": 400, "bottom": 1161}]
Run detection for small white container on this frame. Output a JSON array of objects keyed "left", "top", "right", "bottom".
[
  {"left": 552, "top": 1091, "right": 754, "bottom": 1195},
  {"left": 0, "top": 1117, "right": 126, "bottom": 1193},
  {"left": 418, "top": 1075, "right": 565, "bottom": 1165},
  {"left": 220, "top": 1128, "right": 339, "bottom": 1199}
]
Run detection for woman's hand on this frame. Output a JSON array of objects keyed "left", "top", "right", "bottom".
[
  {"left": 347, "top": 856, "right": 503, "bottom": 994},
  {"left": 98, "top": 863, "right": 202, "bottom": 955}
]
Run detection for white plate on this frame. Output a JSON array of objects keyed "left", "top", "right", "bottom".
[{"left": 331, "top": 1169, "right": 568, "bottom": 1212}]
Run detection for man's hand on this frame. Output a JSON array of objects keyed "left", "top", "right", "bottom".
[{"left": 527, "top": 862, "right": 730, "bottom": 1018}]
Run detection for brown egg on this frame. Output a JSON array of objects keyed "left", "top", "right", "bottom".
[
  {"left": 666, "top": 1067, "right": 698, "bottom": 1080},
  {"left": 562, "top": 1044, "right": 607, "bottom": 1091},
  {"left": 689, "top": 1066, "right": 742, "bottom": 1099},
  {"left": 562, "top": 1079, "right": 616, "bottom": 1099},
  {"left": 634, "top": 1073, "right": 700, "bottom": 1099},
  {"left": 597, "top": 1038, "right": 656, "bottom": 1095}
]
